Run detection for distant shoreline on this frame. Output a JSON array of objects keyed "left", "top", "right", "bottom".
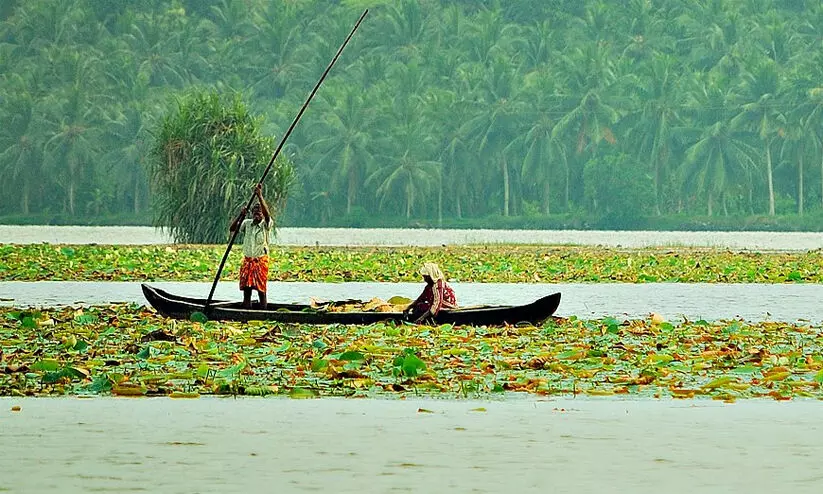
[{"left": 1, "top": 225, "right": 822, "bottom": 250}]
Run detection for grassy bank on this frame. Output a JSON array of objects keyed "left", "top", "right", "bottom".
[
  {"left": 1, "top": 305, "right": 820, "bottom": 400},
  {"left": 1, "top": 244, "right": 822, "bottom": 283}
]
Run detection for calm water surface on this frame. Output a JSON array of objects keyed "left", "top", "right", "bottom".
[
  {"left": 2, "top": 225, "right": 823, "bottom": 250},
  {"left": 2, "top": 397, "right": 822, "bottom": 494},
  {"left": 0, "top": 281, "right": 819, "bottom": 322}
]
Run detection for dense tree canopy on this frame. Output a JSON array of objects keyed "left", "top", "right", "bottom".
[{"left": 2, "top": 0, "right": 823, "bottom": 229}]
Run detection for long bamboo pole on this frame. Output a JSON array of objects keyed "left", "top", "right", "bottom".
[{"left": 204, "top": 9, "right": 369, "bottom": 312}]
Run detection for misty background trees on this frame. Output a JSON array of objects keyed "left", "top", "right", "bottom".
[{"left": 2, "top": 0, "right": 823, "bottom": 229}]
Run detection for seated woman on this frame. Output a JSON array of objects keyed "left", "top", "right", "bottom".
[{"left": 404, "top": 262, "right": 458, "bottom": 324}]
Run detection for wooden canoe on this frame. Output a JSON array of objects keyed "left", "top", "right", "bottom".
[{"left": 141, "top": 284, "right": 561, "bottom": 325}]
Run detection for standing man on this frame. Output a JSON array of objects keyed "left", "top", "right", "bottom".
[{"left": 230, "top": 184, "right": 273, "bottom": 309}]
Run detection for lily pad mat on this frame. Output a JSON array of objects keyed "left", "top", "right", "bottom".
[{"left": 2, "top": 304, "right": 821, "bottom": 400}]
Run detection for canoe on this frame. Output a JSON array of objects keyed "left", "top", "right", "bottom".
[{"left": 141, "top": 284, "right": 561, "bottom": 325}]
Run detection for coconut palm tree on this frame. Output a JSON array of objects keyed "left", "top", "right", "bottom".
[
  {"left": 366, "top": 151, "right": 440, "bottom": 219},
  {"left": 245, "top": 1, "right": 313, "bottom": 100},
  {"left": 0, "top": 86, "right": 44, "bottom": 214},
  {"left": 682, "top": 120, "right": 758, "bottom": 216},
  {"left": 306, "top": 85, "right": 376, "bottom": 215},
  {"left": 551, "top": 42, "right": 620, "bottom": 207},
  {"left": 460, "top": 56, "right": 526, "bottom": 217},
  {"left": 40, "top": 47, "right": 108, "bottom": 216},
  {"left": 515, "top": 68, "right": 567, "bottom": 215},
  {"left": 623, "top": 54, "right": 685, "bottom": 215},
  {"left": 376, "top": 0, "right": 433, "bottom": 61},
  {"left": 731, "top": 58, "right": 784, "bottom": 216}
]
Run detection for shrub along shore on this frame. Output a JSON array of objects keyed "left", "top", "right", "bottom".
[{"left": 1, "top": 244, "right": 822, "bottom": 283}]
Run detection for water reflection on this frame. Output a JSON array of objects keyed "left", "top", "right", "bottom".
[{"left": 1, "top": 281, "right": 818, "bottom": 322}]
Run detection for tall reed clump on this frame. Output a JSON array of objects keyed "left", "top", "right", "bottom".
[{"left": 148, "top": 89, "right": 294, "bottom": 243}]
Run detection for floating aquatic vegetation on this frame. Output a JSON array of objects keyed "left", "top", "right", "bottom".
[
  {"left": 1, "top": 304, "right": 821, "bottom": 400},
  {"left": 1, "top": 244, "right": 822, "bottom": 283}
]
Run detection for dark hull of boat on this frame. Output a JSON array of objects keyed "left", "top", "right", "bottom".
[{"left": 141, "top": 284, "right": 561, "bottom": 326}]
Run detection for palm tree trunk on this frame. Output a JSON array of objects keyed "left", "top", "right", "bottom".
[
  {"left": 766, "top": 143, "right": 775, "bottom": 216},
  {"left": 347, "top": 168, "right": 356, "bottom": 215},
  {"left": 799, "top": 154, "right": 804, "bottom": 216},
  {"left": 406, "top": 182, "right": 412, "bottom": 218},
  {"left": 69, "top": 180, "right": 75, "bottom": 215},
  {"left": 654, "top": 158, "right": 661, "bottom": 216},
  {"left": 542, "top": 180, "right": 550, "bottom": 215},
  {"left": 437, "top": 171, "right": 443, "bottom": 226},
  {"left": 708, "top": 191, "right": 713, "bottom": 216},
  {"left": 502, "top": 156, "right": 510, "bottom": 217},
  {"left": 22, "top": 182, "right": 30, "bottom": 215},
  {"left": 134, "top": 178, "right": 140, "bottom": 214}
]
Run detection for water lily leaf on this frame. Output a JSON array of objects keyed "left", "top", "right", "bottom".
[
  {"left": 169, "top": 392, "right": 200, "bottom": 399},
  {"left": 400, "top": 353, "right": 426, "bottom": 378},
  {"left": 602, "top": 317, "right": 620, "bottom": 333},
  {"left": 42, "top": 370, "right": 67, "bottom": 384},
  {"left": 66, "top": 366, "right": 90, "bottom": 379},
  {"left": 73, "top": 339, "right": 89, "bottom": 351},
  {"left": 338, "top": 351, "right": 366, "bottom": 361},
  {"left": 216, "top": 362, "right": 246, "bottom": 378},
  {"left": 86, "top": 375, "right": 113, "bottom": 393},
  {"left": 74, "top": 314, "right": 97, "bottom": 325},
  {"left": 555, "top": 350, "right": 585, "bottom": 360},
  {"left": 731, "top": 365, "right": 759, "bottom": 375},
  {"left": 702, "top": 376, "right": 736, "bottom": 389},
  {"left": 196, "top": 363, "right": 210, "bottom": 378},
  {"left": 311, "top": 358, "right": 329, "bottom": 372},
  {"left": 31, "top": 359, "right": 61, "bottom": 372},
  {"left": 190, "top": 312, "right": 208, "bottom": 323},
  {"left": 288, "top": 387, "right": 317, "bottom": 399},
  {"left": 647, "top": 354, "right": 674, "bottom": 364},
  {"left": 112, "top": 384, "right": 147, "bottom": 396}
]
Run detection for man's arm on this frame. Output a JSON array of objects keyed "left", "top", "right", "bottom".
[
  {"left": 230, "top": 207, "right": 247, "bottom": 232},
  {"left": 255, "top": 184, "right": 271, "bottom": 223}
]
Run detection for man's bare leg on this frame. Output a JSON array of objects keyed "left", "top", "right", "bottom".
[
  {"left": 258, "top": 291, "right": 267, "bottom": 309},
  {"left": 242, "top": 288, "right": 253, "bottom": 309}
]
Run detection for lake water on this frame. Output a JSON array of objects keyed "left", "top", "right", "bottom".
[
  {"left": 2, "top": 397, "right": 822, "bottom": 494},
  {"left": 2, "top": 225, "right": 823, "bottom": 250},
  {"left": 1, "top": 281, "right": 819, "bottom": 322},
  {"left": 3, "top": 226, "right": 821, "bottom": 492}
]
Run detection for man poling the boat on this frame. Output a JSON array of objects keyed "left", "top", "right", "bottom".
[
  {"left": 230, "top": 183, "right": 273, "bottom": 309},
  {"left": 404, "top": 262, "right": 458, "bottom": 324}
]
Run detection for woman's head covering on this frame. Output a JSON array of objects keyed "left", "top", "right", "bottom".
[{"left": 419, "top": 262, "right": 445, "bottom": 281}]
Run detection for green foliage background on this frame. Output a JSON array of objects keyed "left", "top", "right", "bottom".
[{"left": 3, "top": 0, "right": 823, "bottom": 229}]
